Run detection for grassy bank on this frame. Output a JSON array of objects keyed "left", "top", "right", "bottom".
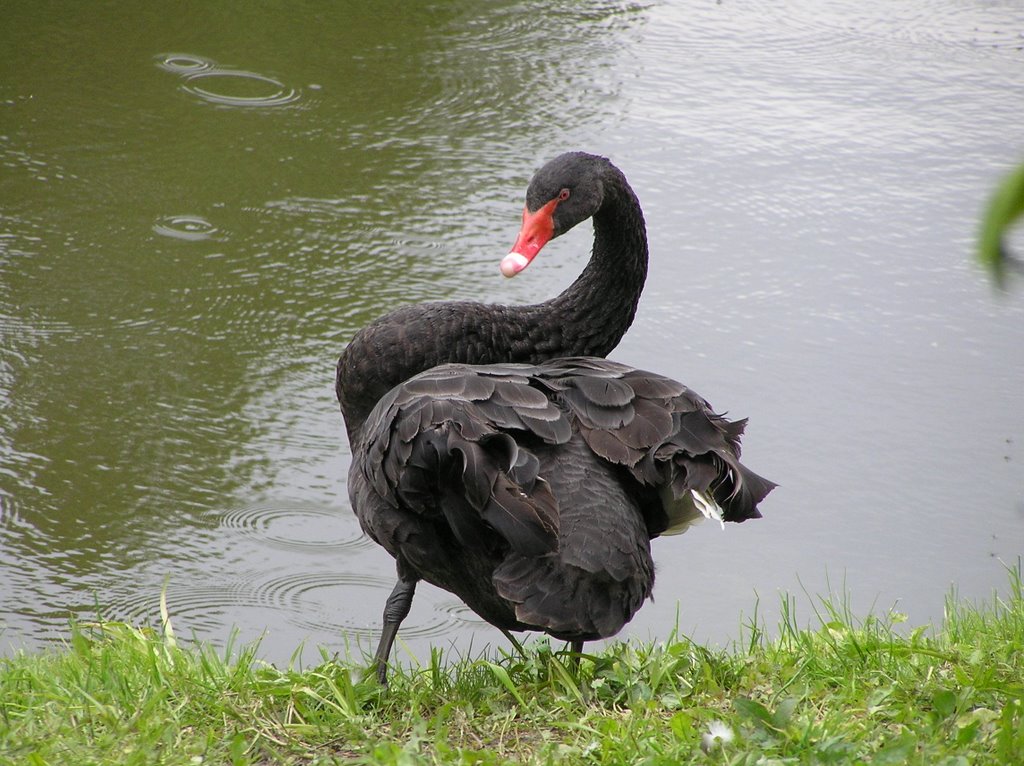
[{"left": 2, "top": 571, "right": 1023, "bottom": 766}]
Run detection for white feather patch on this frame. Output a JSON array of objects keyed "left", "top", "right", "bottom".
[{"left": 659, "top": 486, "right": 725, "bottom": 535}]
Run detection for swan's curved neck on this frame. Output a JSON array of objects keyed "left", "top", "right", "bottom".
[
  {"left": 336, "top": 170, "right": 648, "bottom": 441},
  {"left": 542, "top": 179, "right": 649, "bottom": 357}
]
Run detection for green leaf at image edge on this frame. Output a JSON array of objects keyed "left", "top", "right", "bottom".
[{"left": 979, "top": 162, "right": 1024, "bottom": 286}]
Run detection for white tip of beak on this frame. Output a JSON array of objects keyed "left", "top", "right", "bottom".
[{"left": 500, "top": 252, "right": 530, "bottom": 278}]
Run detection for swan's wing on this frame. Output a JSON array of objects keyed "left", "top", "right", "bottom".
[
  {"left": 530, "top": 358, "right": 776, "bottom": 535},
  {"left": 357, "top": 365, "right": 572, "bottom": 557},
  {"left": 356, "top": 357, "right": 774, "bottom": 558}
]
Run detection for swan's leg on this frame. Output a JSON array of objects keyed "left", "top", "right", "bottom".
[
  {"left": 569, "top": 639, "right": 584, "bottom": 672},
  {"left": 373, "top": 578, "right": 417, "bottom": 684},
  {"left": 501, "top": 628, "right": 526, "bottom": 658}
]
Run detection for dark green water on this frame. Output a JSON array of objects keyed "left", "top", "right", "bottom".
[{"left": 2, "top": 1, "right": 1022, "bottom": 665}]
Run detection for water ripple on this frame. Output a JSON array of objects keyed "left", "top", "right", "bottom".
[
  {"left": 219, "top": 503, "right": 372, "bottom": 552},
  {"left": 101, "top": 581, "right": 254, "bottom": 631},
  {"left": 181, "top": 70, "right": 300, "bottom": 108},
  {"left": 152, "top": 214, "right": 221, "bottom": 241},
  {"left": 437, "top": 599, "right": 490, "bottom": 627},
  {"left": 155, "top": 53, "right": 216, "bottom": 75},
  {"left": 155, "top": 52, "right": 301, "bottom": 108},
  {"left": 96, "top": 570, "right": 458, "bottom": 644},
  {"left": 252, "top": 572, "right": 455, "bottom": 639},
  {"left": 658, "top": 0, "right": 1024, "bottom": 61}
]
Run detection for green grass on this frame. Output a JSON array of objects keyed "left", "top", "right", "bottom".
[{"left": 2, "top": 568, "right": 1023, "bottom": 765}]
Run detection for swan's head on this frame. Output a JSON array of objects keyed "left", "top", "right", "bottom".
[{"left": 500, "top": 152, "right": 610, "bottom": 277}]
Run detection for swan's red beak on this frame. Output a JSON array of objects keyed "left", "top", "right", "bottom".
[{"left": 500, "top": 198, "right": 558, "bottom": 277}]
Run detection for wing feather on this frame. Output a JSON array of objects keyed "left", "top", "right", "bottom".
[{"left": 355, "top": 358, "right": 774, "bottom": 599}]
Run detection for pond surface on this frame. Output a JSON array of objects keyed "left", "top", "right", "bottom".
[{"left": 1, "top": 0, "right": 1022, "bottom": 667}]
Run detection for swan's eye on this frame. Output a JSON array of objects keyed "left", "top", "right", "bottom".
[{"left": 558, "top": 188, "right": 571, "bottom": 201}]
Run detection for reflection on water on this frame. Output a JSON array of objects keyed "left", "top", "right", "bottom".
[{"left": 1, "top": 0, "right": 1022, "bottom": 666}]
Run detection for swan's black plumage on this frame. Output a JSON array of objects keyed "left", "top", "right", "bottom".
[{"left": 336, "top": 153, "right": 775, "bottom": 681}]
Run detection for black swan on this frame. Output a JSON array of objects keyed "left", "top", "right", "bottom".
[{"left": 336, "top": 152, "right": 775, "bottom": 682}]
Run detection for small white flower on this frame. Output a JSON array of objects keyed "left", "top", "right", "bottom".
[{"left": 700, "top": 720, "right": 734, "bottom": 753}]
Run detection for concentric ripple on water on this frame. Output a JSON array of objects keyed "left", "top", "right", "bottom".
[
  {"left": 95, "top": 570, "right": 458, "bottom": 645},
  {"left": 253, "top": 572, "right": 457, "bottom": 639},
  {"left": 181, "top": 70, "right": 300, "bottom": 108},
  {"left": 437, "top": 599, "right": 491, "bottom": 627},
  {"left": 100, "top": 581, "right": 257, "bottom": 634},
  {"left": 152, "top": 214, "right": 221, "bottom": 241},
  {"left": 155, "top": 53, "right": 300, "bottom": 108},
  {"left": 219, "top": 503, "right": 372, "bottom": 552},
  {"left": 155, "top": 53, "right": 216, "bottom": 75}
]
